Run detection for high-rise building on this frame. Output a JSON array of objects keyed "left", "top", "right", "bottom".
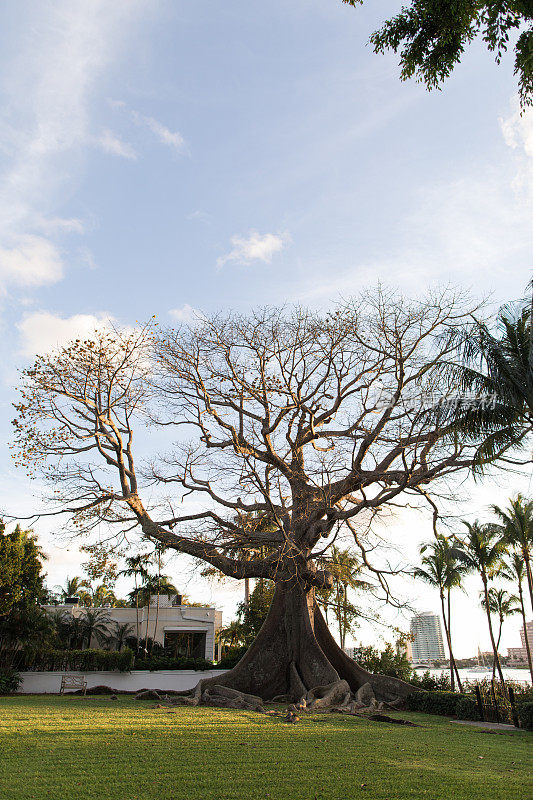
[
  {"left": 409, "top": 612, "right": 446, "bottom": 663},
  {"left": 507, "top": 619, "right": 533, "bottom": 664}
]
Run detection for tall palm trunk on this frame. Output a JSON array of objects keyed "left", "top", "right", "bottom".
[
  {"left": 244, "top": 578, "right": 250, "bottom": 607},
  {"left": 447, "top": 589, "right": 455, "bottom": 691},
  {"left": 134, "top": 578, "right": 140, "bottom": 653},
  {"left": 440, "top": 589, "right": 463, "bottom": 692},
  {"left": 523, "top": 549, "right": 533, "bottom": 614},
  {"left": 492, "top": 617, "right": 503, "bottom": 681},
  {"left": 481, "top": 575, "right": 506, "bottom": 686},
  {"left": 144, "top": 595, "right": 151, "bottom": 651},
  {"left": 517, "top": 580, "right": 533, "bottom": 682}
]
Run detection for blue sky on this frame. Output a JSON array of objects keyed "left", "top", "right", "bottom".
[{"left": 1, "top": 1, "right": 532, "bottom": 657}]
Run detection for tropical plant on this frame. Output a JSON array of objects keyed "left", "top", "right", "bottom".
[
  {"left": 105, "top": 621, "right": 134, "bottom": 652},
  {"left": 452, "top": 521, "right": 508, "bottom": 685},
  {"left": 480, "top": 587, "right": 520, "bottom": 679},
  {"left": 414, "top": 535, "right": 467, "bottom": 691},
  {"left": 492, "top": 495, "right": 533, "bottom": 613},
  {"left": 436, "top": 295, "right": 533, "bottom": 471},
  {"left": 316, "top": 546, "right": 369, "bottom": 649},
  {"left": 79, "top": 609, "right": 112, "bottom": 649},
  {"left": 119, "top": 554, "right": 151, "bottom": 651},
  {"left": 57, "top": 576, "right": 91, "bottom": 602}
]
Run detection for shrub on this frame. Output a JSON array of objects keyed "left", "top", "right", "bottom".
[
  {"left": 410, "top": 670, "right": 452, "bottom": 692},
  {"left": 217, "top": 646, "right": 247, "bottom": 670},
  {"left": 133, "top": 655, "right": 214, "bottom": 671},
  {"left": 455, "top": 695, "right": 481, "bottom": 721},
  {"left": 14, "top": 648, "right": 134, "bottom": 672},
  {"left": 0, "top": 667, "right": 21, "bottom": 694},
  {"left": 406, "top": 690, "right": 457, "bottom": 716},
  {"left": 517, "top": 701, "right": 533, "bottom": 731}
]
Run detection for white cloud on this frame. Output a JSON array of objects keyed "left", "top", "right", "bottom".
[
  {"left": 96, "top": 129, "right": 137, "bottom": 159},
  {"left": 0, "top": 2, "right": 148, "bottom": 294},
  {"left": 17, "top": 310, "right": 114, "bottom": 357},
  {"left": 0, "top": 235, "right": 63, "bottom": 292},
  {"left": 135, "top": 113, "right": 185, "bottom": 150},
  {"left": 169, "top": 304, "right": 203, "bottom": 325},
  {"left": 216, "top": 230, "right": 287, "bottom": 269},
  {"left": 500, "top": 101, "right": 533, "bottom": 157},
  {"left": 110, "top": 100, "right": 185, "bottom": 151}
]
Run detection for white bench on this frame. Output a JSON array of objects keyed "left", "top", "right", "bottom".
[{"left": 59, "top": 674, "right": 87, "bottom": 695}]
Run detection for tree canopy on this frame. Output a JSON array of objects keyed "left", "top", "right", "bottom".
[
  {"left": 344, "top": 1, "right": 533, "bottom": 108},
  {"left": 11, "top": 289, "right": 493, "bottom": 704}
]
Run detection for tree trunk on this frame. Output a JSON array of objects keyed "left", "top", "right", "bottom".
[
  {"left": 447, "top": 590, "right": 455, "bottom": 691},
  {"left": 134, "top": 579, "right": 140, "bottom": 653},
  {"left": 440, "top": 590, "right": 463, "bottom": 692},
  {"left": 523, "top": 550, "right": 533, "bottom": 615},
  {"left": 518, "top": 583, "right": 533, "bottom": 683},
  {"left": 482, "top": 577, "right": 506, "bottom": 686},
  {"left": 244, "top": 578, "right": 250, "bottom": 608},
  {"left": 194, "top": 582, "right": 413, "bottom": 703}
]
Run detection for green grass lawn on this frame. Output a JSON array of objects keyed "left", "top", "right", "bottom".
[{"left": 0, "top": 696, "right": 531, "bottom": 800}]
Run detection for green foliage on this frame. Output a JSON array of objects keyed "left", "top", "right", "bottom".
[
  {"left": 409, "top": 670, "right": 452, "bottom": 691},
  {"left": 218, "top": 580, "right": 275, "bottom": 650},
  {"left": 0, "top": 523, "right": 47, "bottom": 616},
  {"left": 133, "top": 655, "right": 214, "bottom": 671},
  {"left": 517, "top": 700, "right": 533, "bottom": 730},
  {"left": 15, "top": 648, "right": 133, "bottom": 672},
  {"left": 436, "top": 299, "right": 533, "bottom": 469},
  {"left": 0, "top": 667, "right": 21, "bottom": 694},
  {"left": 406, "top": 689, "right": 480, "bottom": 720},
  {"left": 353, "top": 642, "right": 413, "bottom": 680},
  {"left": 344, "top": 0, "right": 533, "bottom": 108},
  {"left": 217, "top": 646, "right": 248, "bottom": 670}
]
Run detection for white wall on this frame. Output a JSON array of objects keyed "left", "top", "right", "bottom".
[{"left": 17, "top": 669, "right": 228, "bottom": 694}]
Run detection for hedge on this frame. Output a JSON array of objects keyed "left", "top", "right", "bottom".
[
  {"left": 14, "top": 648, "right": 134, "bottom": 672},
  {"left": 405, "top": 690, "right": 480, "bottom": 721},
  {"left": 517, "top": 701, "right": 533, "bottom": 731},
  {"left": 132, "top": 655, "right": 214, "bottom": 671},
  {"left": 0, "top": 668, "right": 21, "bottom": 694}
]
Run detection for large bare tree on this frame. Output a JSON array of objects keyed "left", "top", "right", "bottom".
[{"left": 13, "top": 289, "right": 482, "bottom": 708}]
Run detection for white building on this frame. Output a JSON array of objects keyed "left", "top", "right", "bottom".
[
  {"left": 409, "top": 612, "right": 446, "bottom": 663},
  {"left": 507, "top": 620, "right": 533, "bottom": 665},
  {"left": 46, "top": 594, "right": 223, "bottom": 661}
]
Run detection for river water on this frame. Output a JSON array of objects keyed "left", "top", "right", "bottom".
[{"left": 418, "top": 667, "right": 531, "bottom": 685}]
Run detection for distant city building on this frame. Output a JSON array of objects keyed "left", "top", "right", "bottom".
[
  {"left": 507, "top": 620, "right": 533, "bottom": 665},
  {"left": 409, "top": 612, "right": 446, "bottom": 663}
]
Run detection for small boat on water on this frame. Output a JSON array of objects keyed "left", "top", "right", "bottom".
[{"left": 468, "top": 647, "right": 490, "bottom": 673}]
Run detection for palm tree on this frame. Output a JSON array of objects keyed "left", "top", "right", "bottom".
[
  {"left": 414, "top": 536, "right": 466, "bottom": 691},
  {"left": 452, "top": 521, "right": 508, "bottom": 685},
  {"left": 501, "top": 552, "right": 533, "bottom": 682},
  {"left": 119, "top": 554, "right": 151, "bottom": 652},
  {"left": 80, "top": 608, "right": 112, "bottom": 649},
  {"left": 105, "top": 621, "right": 134, "bottom": 651},
  {"left": 438, "top": 291, "right": 533, "bottom": 470},
  {"left": 129, "top": 573, "right": 178, "bottom": 652},
  {"left": 480, "top": 588, "right": 520, "bottom": 679},
  {"left": 57, "top": 576, "right": 90, "bottom": 602},
  {"left": 492, "top": 495, "right": 533, "bottom": 613},
  {"left": 326, "top": 547, "right": 369, "bottom": 650},
  {"left": 148, "top": 547, "right": 177, "bottom": 655}
]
